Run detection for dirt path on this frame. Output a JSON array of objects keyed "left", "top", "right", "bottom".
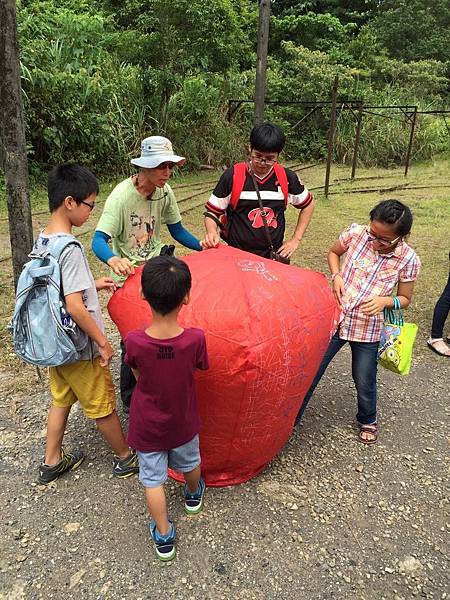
[{"left": 0, "top": 344, "right": 448, "bottom": 600}]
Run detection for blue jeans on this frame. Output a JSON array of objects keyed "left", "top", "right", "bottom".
[{"left": 296, "top": 331, "right": 379, "bottom": 425}]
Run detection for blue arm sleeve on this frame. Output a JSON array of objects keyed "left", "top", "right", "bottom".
[
  {"left": 91, "top": 230, "right": 116, "bottom": 263},
  {"left": 167, "top": 221, "right": 202, "bottom": 251}
]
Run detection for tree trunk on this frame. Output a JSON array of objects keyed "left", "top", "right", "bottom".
[
  {"left": 254, "top": 0, "right": 270, "bottom": 125},
  {"left": 0, "top": 0, "right": 34, "bottom": 288}
]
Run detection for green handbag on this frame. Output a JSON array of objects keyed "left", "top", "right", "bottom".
[{"left": 377, "top": 297, "right": 418, "bottom": 376}]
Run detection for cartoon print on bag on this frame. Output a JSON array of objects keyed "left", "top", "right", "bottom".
[{"left": 378, "top": 323, "right": 402, "bottom": 366}]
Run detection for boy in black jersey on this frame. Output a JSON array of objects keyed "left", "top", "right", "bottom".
[{"left": 203, "top": 122, "right": 314, "bottom": 259}]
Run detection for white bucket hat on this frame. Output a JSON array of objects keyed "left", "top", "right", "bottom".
[{"left": 130, "top": 136, "right": 186, "bottom": 169}]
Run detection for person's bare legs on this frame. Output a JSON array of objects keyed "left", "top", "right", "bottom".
[
  {"left": 95, "top": 411, "right": 130, "bottom": 458},
  {"left": 44, "top": 405, "right": 72, "bottom": 465},
  {"left": 183, "top": 464, "right": 201, "bottom": 493},
  {"left": 145, "top": 486, "right": 170, "bottom": 536}
]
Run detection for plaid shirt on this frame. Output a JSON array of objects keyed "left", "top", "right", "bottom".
[{"left": 337, "top": 223, "right": 421, "bottom": 342}]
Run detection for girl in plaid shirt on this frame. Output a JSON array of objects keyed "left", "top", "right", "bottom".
[{"left": 296, "top": 199, "right": 420, "bottom": 444}]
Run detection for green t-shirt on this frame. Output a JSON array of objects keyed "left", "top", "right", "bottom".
[{"left": 96, "top": 178, "right": 181, "bottom": 265}]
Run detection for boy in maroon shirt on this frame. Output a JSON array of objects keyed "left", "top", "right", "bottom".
[{"left": 125, "top": 256, "right": 209, "bottom": 561}]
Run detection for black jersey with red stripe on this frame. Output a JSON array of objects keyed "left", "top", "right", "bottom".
[{"left": 205, "top": 164, "right": 312, "bottom": 257}]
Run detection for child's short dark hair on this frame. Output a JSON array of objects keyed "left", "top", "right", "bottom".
[
  {"left": 141, "top": 256, "right": 192, "bottom": 316},
  {"left": 369, "top": 199, "right": 413, "bottom": 237},
  {"left": 47, "top": 164, "right": 99, "bottom": 212},
  {"left": 250, "top": 122, "right": 286, "bottom": 153}
]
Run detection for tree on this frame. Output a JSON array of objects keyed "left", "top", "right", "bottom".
[
  {"left": 271, "top": 0, "right": 380, "bottom": 27},
  {"left": 254, "top": 0, "right": 271, "bottom": 124},
  {"left": 101, "top": 0, "right": 255, "bottom": 130},
  {"left": 270, "top": 11, "right": 355, "bottom": 55},
  {"left": 369, "top": 0, "right": 450, "bottom": 63},
  {"left": 0, "top": 0, "right": 33, "bottom": 287}
]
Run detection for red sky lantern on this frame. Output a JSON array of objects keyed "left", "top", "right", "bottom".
[{"left": 108, "top": 246, "right": 339, "bottom": 486}]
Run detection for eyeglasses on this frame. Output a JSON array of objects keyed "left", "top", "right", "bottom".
[
  {"left": 155, "top": 162, "right": 175, "bottom": 170},
  {"left": 80, "top": 200, "right": 95, "bottom": 211},
  {"left": 366, "top": 225, "right": 400, "bottom": 248},
  {"left": 250, "top": 154, "right": 277, "bottom": 166}
]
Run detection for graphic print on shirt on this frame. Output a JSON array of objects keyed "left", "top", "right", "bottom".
[
  {"left": 157, "top": 346, "right": 174, "bottom": 360},
  {"left": 248, "top": 207, "right": 278, "bottom": 229},
  {"left": 129, "top": 212, "right": 156, "bottom": 259}
]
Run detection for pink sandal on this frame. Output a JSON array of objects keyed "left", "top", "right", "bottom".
[{"left": 358, "top": 424, "right": 378, "bottom": 445}]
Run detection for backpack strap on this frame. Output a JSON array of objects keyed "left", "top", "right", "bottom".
[
  {"left": 29, "top": 235, "right": 81, "bottom": 261},
  {"left": 273, "top": 163, "right": 289, "bottom": 208},
  {"left": 49, "top": 235, "right": 81, "bottom": 261},
  {"left": 230, "top": 162, "right": 248, "bottom": 210},
  {"left": 230, "top": 162, "right": 289, "bottom": 210},
  {"left": 27, "top": 235, "right": 82, "bottom": 299}
]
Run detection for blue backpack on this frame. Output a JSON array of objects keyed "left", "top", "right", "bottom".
[{"left": 9, "top": 235, "right": 89, "bottom": 367}]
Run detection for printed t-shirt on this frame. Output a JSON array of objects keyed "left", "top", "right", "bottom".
[
  {"left": 96, "top": 178, "right": 182, "bottom": 268},
  {"left": 125, "top": 327, "right": 209, "bottom": 452},
  {"left": 33, "top": 232, "right": 103, "bottom": 360},
  {"left": 205, "top": 164, "right": 312, "bottom": 257},
  {"left": 337, "top": 223, "right": 421, "bottom": 343}
]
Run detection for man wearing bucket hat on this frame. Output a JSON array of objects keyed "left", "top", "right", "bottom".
[{"left": 92, "top": 135, "right": 205, "bottom": 412}]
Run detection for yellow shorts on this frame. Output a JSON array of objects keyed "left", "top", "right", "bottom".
[{"left": 49, "top": 358, "right": 116, "bottom": 419}]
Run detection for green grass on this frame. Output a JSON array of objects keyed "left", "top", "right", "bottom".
[{"left": 1, "top": 158, "right": 449, "bottom": 378}]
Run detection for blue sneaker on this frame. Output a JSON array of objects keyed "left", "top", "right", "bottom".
[
  {"left": 184, "top": 477, "right": 205, "bottom": 515},
  {"left": 149, "top": 520, "right": 176, "bottom": 561}
]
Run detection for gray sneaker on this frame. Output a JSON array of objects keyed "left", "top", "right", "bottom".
[
  {"left": 38, "top": 448, "right": 85, "bottom": 484},
  {"left": 112, "top": 450, "right": 139, "bottom": 478}
]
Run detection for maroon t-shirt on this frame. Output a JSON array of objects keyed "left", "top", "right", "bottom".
[{"left": 124, "top": 327, "right": 209, "bottom": 452}]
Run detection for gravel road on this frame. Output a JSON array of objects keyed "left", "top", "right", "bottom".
[{"left": 1, "top": 344, "right": 448, "bottom": 600}]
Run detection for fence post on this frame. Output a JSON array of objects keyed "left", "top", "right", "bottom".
[
  {"left": 404, "top": 106, "right": 418, "bottom": 177},
  {"left": 324, "top": 76, "right": 339, "bottom": 197},
  {"left": 351, "top": 101, "right": 364, "bottom": 179}
]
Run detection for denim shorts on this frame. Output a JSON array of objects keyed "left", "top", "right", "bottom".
[{"left": 137, "top": 435, "right": 201, "bottom": 488}]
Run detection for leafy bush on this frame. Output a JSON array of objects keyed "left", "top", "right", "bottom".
[
  {"left": 334, "top": 103, "right": 450, "bottom": 167},
  {"left": 18, "top": 2, "right": 147, "bottom": 174},
  {"left": 166, "top": 75, "right": 247, "bottom": 167}
]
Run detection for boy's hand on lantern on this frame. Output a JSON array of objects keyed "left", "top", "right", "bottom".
[
  {"left": 107, "top": 256, "right": 135, "bottom": 276},
  {"left": 95, "top": 277, "right": 117, "bottom": 293}
]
